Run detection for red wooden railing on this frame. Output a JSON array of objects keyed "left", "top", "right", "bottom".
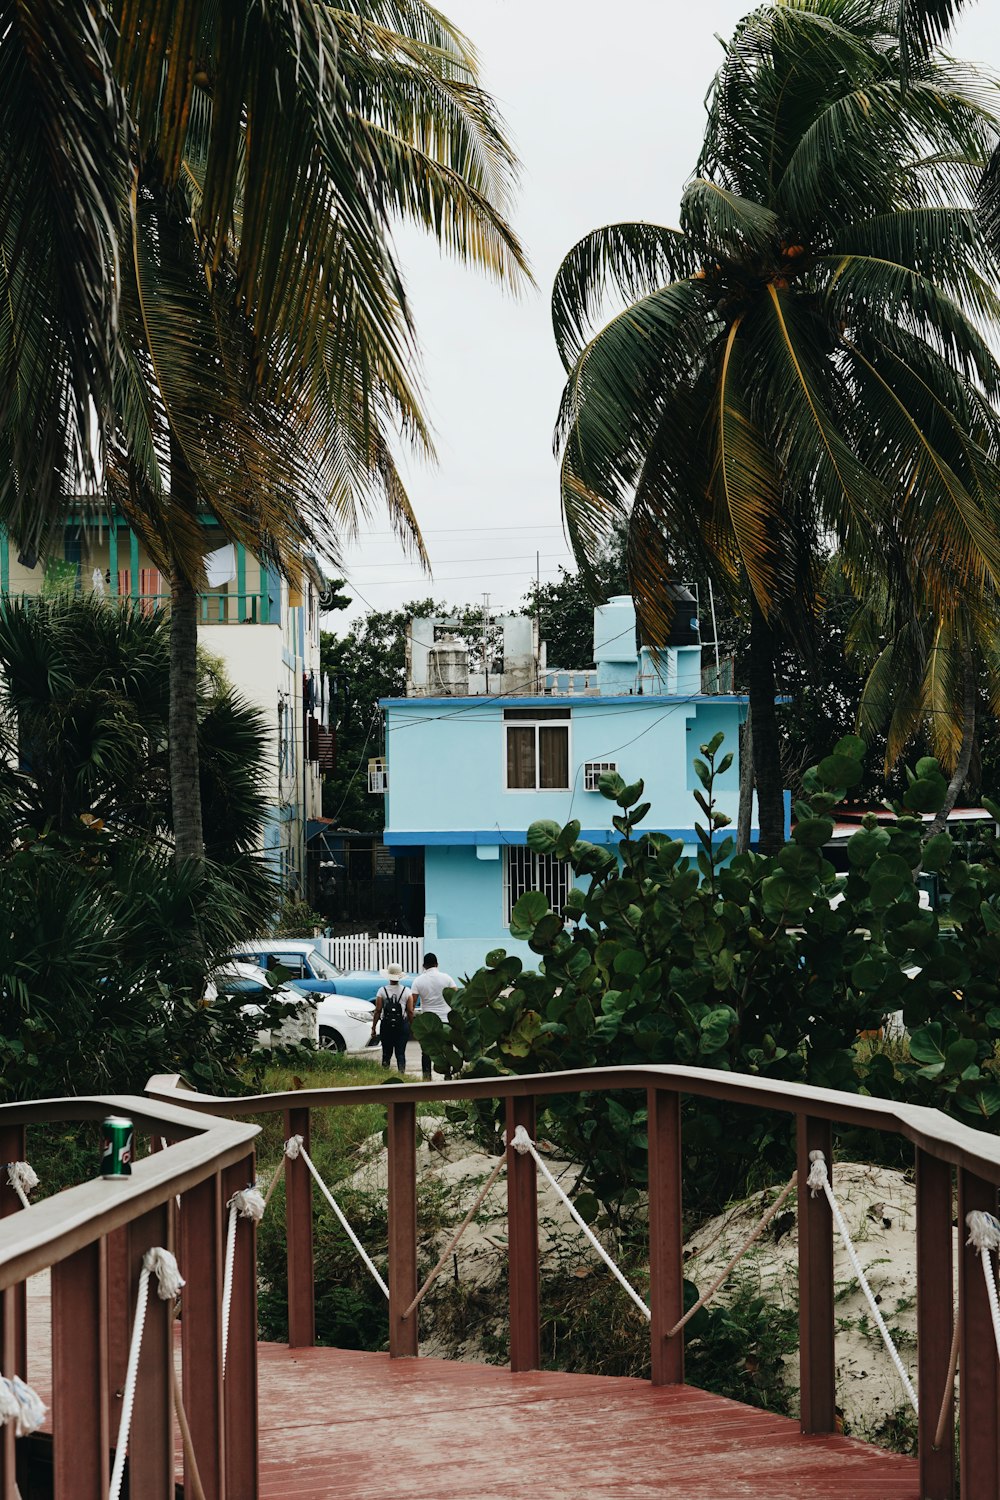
[
  {"left": 146, "top": 1063, "right": 1000, "bottom": 1500},
  {"left": 0, "top": 1093, "right": 260, "bottom": 1499}
]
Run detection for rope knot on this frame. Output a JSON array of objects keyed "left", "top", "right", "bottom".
[
  {"left": 7, "top": 1161, "right": 38, "bottom": 1198},
  {"left": 510, "top": 1125, "right": 533, "bottom": 1155},
  {"left": 229, "top": 1185, "right": 266, "bottom": 1223},
  {"left": 966, "top": 1210, "right": 1000, "bottom": 1254},
  {"left": 806, "top": 1149, "right": 829, "bottom": 1197},
  {"left": 143, "top": 1246, "right": 185, "bottom": 1301},
  {"left": 284, "top": 1134, "right": 304, "bottom": 1160},
  {"left": 0, "top": 1375, "right": 46, "bottom": 1436}
]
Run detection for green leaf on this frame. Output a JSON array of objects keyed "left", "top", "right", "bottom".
[
  {"left": 921, "top": 833, "right": 954, "bottom": 872},
  {"left": 834, "top": 735, "right": 866, "bottom": 760},
  {"left": 555, "top": 820, "right": 582, "bottom": 859},
  {"left": 573, "top": 1192, "right": 600, "bottom": 1224},
  {"left": 817, "top": 753, "right": 864, "bottom": 789},
  {"left": 904, "top": 777, "right": 947, "bottom": 814},
  {"left": 908, "top": 1022, "right": 946, "bottom": 1065},
  {"left": 792, "top": 817, "right": 835, "bottom": 849},
  {"left": 527, "top": 821, "right": 561, "bottom": 854},
  {"left": 598, "top": 769, "right": 626, "bottom": 800},
  {"left": 617, "top": 779, "right": 645, "bottom": 809},
  {"left": 509, "top": 890, "right": 551, "bottom": 939},
  {"left": 945, "top": 1038, "right": 978, "bottom": 1075}
]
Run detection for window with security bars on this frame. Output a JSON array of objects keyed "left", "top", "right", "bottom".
[
  {"left": 502, "top": 845, "right": 572, "bottom": 923},
  {"left": 583, "top": 760, "right": 617, "bottom": 792}
]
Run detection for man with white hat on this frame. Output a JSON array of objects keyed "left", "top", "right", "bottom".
[{"left": 370, "top": 963, "right": 414, "bottom": 1073}]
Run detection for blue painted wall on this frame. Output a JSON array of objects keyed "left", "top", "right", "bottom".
[
  {"left": 382, "top": 694, "right": 748, "bottom": 841},
  {"left": 382, "top": 691, "right": 762, "bottom": 977}
]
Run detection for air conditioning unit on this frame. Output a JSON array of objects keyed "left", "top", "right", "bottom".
[
  {"left": 583, "top": 760, "right": 618, "bottom": 792},
  {"left": 368, "top": 757, "right": 388, "bottom": 794}
]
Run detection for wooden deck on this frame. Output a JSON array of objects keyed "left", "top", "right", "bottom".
[{"left": 255, "top": 1344, "right": 920, "bottom": 1499}]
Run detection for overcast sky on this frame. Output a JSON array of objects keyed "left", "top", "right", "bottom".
[{"left": 331, "top": 0, "right": 1000, "bottom": 629}]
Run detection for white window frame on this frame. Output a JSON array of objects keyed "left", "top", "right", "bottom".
[
  {"left": 502, "top": 845, "right": 572, "bottom": 924},
  {"left": 503, "top": 716, "right": 571, "bottom": 792}
]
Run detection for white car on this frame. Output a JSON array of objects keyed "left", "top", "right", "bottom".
[
  {"left": 314, "top": 994, "right": 377, "bottom": 1053},
  {"left": 210, "top": 961, "right": 317, "bottom": 1050}
]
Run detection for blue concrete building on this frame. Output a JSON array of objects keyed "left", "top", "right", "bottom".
[{"left": 381, "top": 595, "right": 758, "bottom": 977}]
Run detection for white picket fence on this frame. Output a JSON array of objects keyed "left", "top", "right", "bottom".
[{"left": 318, "top": 932, "right": 423, "bottom": 974}]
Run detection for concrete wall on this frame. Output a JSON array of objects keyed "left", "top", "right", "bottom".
[{"left": 382, "top": 694, "right": 747, "bottom": 841}]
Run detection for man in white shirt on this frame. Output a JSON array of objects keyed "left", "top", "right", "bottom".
[{"left": 409, "top": 952, "right": 457, "bottom": 1080}]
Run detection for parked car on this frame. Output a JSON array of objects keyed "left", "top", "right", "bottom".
[
  {"left": 211, "top": 961, "right": 316, "bottom": 1050},
  {"left": 227, "top": 939, "right": 345, "bottom": 994},
  {"left": 227, "top": 938, "right": 409, "bottom": 1013},
  {"left": 211, "top": 960, "right": 375, "bottom": 1053}
]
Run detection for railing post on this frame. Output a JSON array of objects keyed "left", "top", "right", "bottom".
[
  {"left": 916, "top": 1150, "right": 955, "bottom": 1500},
  {"left": 52, "top": 1239, "right": 110, "bottom": 1496},
  {"left": 647, "top": 1088, "right": 683, "bottom": 1385},
  {"left": 958, "top": 1168, "right": 1000, "bottom": 1497},
  {"left": 283, "top": 1106, "right": 315, "bottom": 1348},
  {"left": 105, "top": 1226, "right": 131, "bottom": 1432},
  {"left": 125, "top": 1202, "right": 173, "bottom": 1497},
  {"left": 0, "top": 1123, "right": 25, "bottom": 1499},
  {"left": 222, "top": 1154, "right": 260, "bottom": 1500},
  {"left": 797, "top": 1114, "right": 836, "bottom": 1433},
  {"left": 181, "top": 1171, "right": 226, "bottom": 1498},
  {"left": 388, "top": 1100, "right": 418, "bottom": 1357},
  {"left": 506, "top": 1095, "right": 539, "bottom": 1372}
]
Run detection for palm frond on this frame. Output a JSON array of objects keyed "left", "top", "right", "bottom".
[
  {"left": 680, "top": 179, "right": 780, "bottom": 258},
  {"left": 0, "top": 0, "right": 126, "bottom": 551},
  {"left": 551, "top": 224, "right": 699, "bottom": 369}
]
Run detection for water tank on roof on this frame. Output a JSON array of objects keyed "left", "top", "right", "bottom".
[
  {"left": 665, "top": 584, "right": 700, "bottom": 646},
  {"left": 427, "top": 638, "right": 469, "bottom": 696}
]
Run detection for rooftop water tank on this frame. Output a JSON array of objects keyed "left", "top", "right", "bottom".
[
  {"left": 664, "top": 584, "right": 700, "bottom": 646},
  {"left": 427, "top": 638, "right": 469, "bottom": 696}
]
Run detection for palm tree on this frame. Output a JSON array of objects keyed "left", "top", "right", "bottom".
[
  {"left": 853, "top": 585, "right": 1000, "bottom": 830},
  {"left": 0, "top": 0, "right": 528, "bottom": 864},
  {"left": 551, "top": 0, "right": 1000, "bottom": 851}
]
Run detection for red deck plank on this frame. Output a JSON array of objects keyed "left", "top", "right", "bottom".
[{"left": 254, "top": 1344, "right": 920, "bottom": 1500}]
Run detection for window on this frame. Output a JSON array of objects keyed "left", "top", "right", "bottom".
[
  {"left": 504, "top": 711, "right": 570, "bottom": 789},
  {"left": 503, "top": 846, "right": 572, "bottom": 923}
]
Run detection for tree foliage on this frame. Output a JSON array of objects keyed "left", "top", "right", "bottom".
[
  {"left": 0, "top": 596, "right": 283, "bottom": 1099},
  {"left": 417, "top": 734, "right": 1000, "bottom": 1217},
  {"left": 551, "top": 0, "right": 1000, "bottom": 852}
]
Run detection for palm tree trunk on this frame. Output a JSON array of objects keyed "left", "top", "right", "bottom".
[
  {"left": 927, "top": 647, "right": 976, "bottom": 838},
  {"left": 737, "top": 704, "right": 754, "bottom": 854},
  {"left": 168, "top": 444, "right": 204, "bottom": 865},
  {"left": 748, "top": 597, "right": 785, "bottom": 854}
]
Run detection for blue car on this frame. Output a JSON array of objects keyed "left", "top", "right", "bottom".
[{"left": 228, "top": 940, "right": 411, "bottom": 1001}]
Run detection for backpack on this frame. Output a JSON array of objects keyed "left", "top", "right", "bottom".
[{"left": 379, "top": 984, "right": 407, "bottom": 1030}]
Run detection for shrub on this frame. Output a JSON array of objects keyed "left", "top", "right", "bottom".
[{"left": 416, "top": 735, "right": 1000, "bottom": 1217}]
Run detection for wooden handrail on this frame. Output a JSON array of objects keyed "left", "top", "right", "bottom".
[
  {"left": 145, "top": 1063, "right": 998, "bottom": 1500},
  {"left": 0, "top": 1093, "right": 259, "bottom": 1289},
  {"left": 146, "top": 1063, "right": 1000, "bottom": 1183}
]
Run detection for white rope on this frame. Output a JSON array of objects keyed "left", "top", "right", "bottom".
[
  {"left": 284, "top": 1134, "right": 389, "bottom": 1300},
  {"left": 109, "top": 1248, "right": 184, "bottom": 1500},
  {"left": 220, "top": 1186, "right": 266, "bottom": 1378},
  {"left": 6, "top": 1162, "right": 37, "bottom": 1210},
  {"left": 509, "top": 1125, "right": 651, "bottom": 1321},
  {"left": 806, "top": 1151, "right": 918, "bottom": 1414},
  {"left": 966, "top": 1211, "right": 1000, "bottom": 1366},
  {"left": 0, "top": 1374, "right": 46, "bottom": 1436}
]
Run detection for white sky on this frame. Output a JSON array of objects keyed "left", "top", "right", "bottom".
[{"left": 330, "top": 0, "right": 1000, "bottom": 629}]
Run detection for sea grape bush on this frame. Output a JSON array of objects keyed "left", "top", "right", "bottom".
[{"left": 415, "top": 735, "right": 1000, "bottom": 1213}]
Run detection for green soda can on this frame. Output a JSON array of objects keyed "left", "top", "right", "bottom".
[{"left": 100, "top": 1116, "right": 134, "bottom": 1179}]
